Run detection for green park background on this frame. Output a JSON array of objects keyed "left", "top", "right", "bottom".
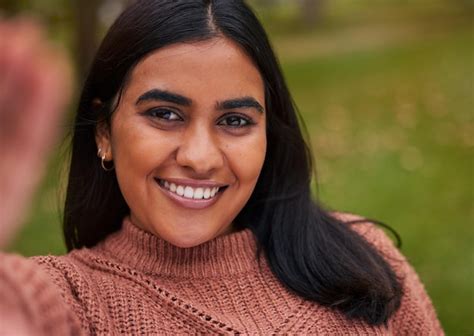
[{"left": 2, "top": 0, "right": 473, "bottom": 334}]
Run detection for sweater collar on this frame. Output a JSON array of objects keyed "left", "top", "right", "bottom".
[{"left": 97, "top": 217, "right": 260, "bottom": 279}]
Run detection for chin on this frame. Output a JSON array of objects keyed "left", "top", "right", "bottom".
[
  {"left": 166, "top": 236, "right": 209, "bottom": 249},
  {"left": 160, "top": 227, "right": 219, "bottom": 249}
]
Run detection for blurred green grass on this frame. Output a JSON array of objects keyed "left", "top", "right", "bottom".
[{"left": 6, "top": 1, "right": 473, "bottom": 334}]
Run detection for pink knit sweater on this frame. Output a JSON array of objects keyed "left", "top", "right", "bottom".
[{"left": 0, "top": 215, "right": 443, "bottom": 335}]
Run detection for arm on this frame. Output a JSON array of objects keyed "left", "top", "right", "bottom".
[
  {"left": 0, "top": 18, "right": 71, "bottom": 248},
  {"left": 0, "top": 253, "right": 82, "bottom": 336},
  {"left": 0, "top": 18, "right": 73, "bottom": 334}
]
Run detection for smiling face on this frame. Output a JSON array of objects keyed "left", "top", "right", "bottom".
[{"left": 95, "top": 38, "right": 266, "bottom": 248}]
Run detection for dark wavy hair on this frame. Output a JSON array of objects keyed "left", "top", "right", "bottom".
[{"left": 64, "top": 0, "right": 402, "bottom": 325}]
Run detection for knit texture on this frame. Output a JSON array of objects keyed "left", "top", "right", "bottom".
[{"left": 0, "top": 214, "right": 443, "bottom": 335}]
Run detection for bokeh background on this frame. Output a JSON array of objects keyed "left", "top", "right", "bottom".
[{"left": 1, "top": 0, "right": 472, "bottom": 333}]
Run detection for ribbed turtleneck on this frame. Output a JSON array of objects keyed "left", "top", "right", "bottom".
[
  {"left": 1, "top": 214, "right": 442, "bottom": 334},
  {"left": 96, "top": 217, "right": 260, "bottom": 279}
]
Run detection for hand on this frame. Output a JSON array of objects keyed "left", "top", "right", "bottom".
[{"left": 0, "top": 18, "right": 72, "bottom": 249}]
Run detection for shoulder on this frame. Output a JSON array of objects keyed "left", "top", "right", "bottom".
[
  {"left": 31, "top": 248, "right": 123, "bottom": 333},
  {"left": 30, "top": 250, "right": 100, "bottom": 309},
  {"left": 330, "top": 212, "right": 402, "bottom": 259},
  {"left": 31, "top": 252, "right": 89, "bottom": 283},
  {"left": 0, "top": 252, "right": 83, "bottom": 335},
  {"left": 330, "top": 212, "right": 444, "bottom": 335},
  {"left": 330, "top": 211, "right": 420, "bottom": 284}
]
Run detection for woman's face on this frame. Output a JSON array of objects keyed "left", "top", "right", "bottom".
[{"left": 96, "top": 38, "right": 266, "bottom": 247}]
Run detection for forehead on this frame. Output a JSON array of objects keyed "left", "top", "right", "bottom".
[{"left": 124, "top": 38, "right": 265, "bottom": 103}]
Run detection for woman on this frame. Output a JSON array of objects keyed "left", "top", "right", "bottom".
[{"left": 0, "top": 0, "right": 443, "bottom": 334}]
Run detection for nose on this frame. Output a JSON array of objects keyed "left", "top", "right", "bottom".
[{"left": 175, "top": 123, "right": 224, "bottom": 175}]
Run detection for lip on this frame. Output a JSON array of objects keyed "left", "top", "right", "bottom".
[
  {"left": 154, "top": 177, "right": 226, "bottom": 210},
  {"left": 157, "top": 177, "right": 228, "bottom": 188}
]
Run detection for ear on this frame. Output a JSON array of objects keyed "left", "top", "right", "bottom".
[{"left": 95, "top": 120, "right": 113, "bottom": 161}]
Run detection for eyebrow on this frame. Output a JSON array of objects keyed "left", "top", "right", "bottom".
[
  {"left": 216, "top": 97, "right": 264, "bottom": 113},
  {"left": 135, "top": 89, "right": 192, "bottom": 106},
  {"left": 135, "top": 89, "right": 264, "bottom": 113}
]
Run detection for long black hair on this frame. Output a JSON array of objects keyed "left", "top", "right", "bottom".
[{"left": 64, "top": 0, "right": 402, "bottom": 325}]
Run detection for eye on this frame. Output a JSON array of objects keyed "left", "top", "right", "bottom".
[
  {"left": 218, "top": 114, "right": 253, "bottom": 128},
  {"left": 144, "top": 108, "right": 182, "bottom": 121}
]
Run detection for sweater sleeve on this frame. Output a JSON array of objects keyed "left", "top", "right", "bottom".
[
  {"left": 0, "top": 252, "right": 83, "bottom": 336},
  {"left": 346, "top": 217, "right": 444, "bottom": 336}
]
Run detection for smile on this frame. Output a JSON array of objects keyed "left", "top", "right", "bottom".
[{"left": 154, "top": 178, "right": 228, "bottom": 209}]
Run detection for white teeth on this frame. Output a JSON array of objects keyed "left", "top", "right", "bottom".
[
  {"left": 184, "top": 186, "right": 194, "bottom": 199},
  {"left": 160, "top": 179, "right": 223, "bottom": 200},
  {"left": 193, "top": 188, "right": 204, "bottom": 199}
]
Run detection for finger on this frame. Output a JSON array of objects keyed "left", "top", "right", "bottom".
[
  {"left": 0, "top": 19, "right": 44, "bottom": 97},
  {"left": 0, "top": 22, "right": 72, "bottom": 248},
  {"left": 0, "top": 20, "right": 46, "bottom": 142},
  {"left": 21, "top": 46, "right": 72, "bottom": 161}
]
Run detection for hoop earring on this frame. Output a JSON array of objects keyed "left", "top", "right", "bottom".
[
  {"left": 101, "top": 154, "right": 114, "bottom": 171},
  {"left": 97, "top": 147, "right": 114, "bottom": 171}
]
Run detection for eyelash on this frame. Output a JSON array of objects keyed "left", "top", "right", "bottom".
[
  {"left": 143, "top": 108, "right": 255, "bottom": 128},
  {"left": 144, "top": 108, "right": 182, "bottom": 121},
  {"left": 217, "top": 113, "right": 255, "bottom": 128}
]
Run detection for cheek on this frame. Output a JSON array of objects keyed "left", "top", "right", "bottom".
[
  {"left": 228, "top": 129, "right": 267, "bottom": 185},
  {"left": 110, "top": 122, "right": 175, "bottom": 178},
  {"left": 112, "top": 126, "right": 149, "bottom": 172}
]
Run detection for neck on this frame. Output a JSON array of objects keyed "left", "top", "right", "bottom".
[{"left": 96, "top": 217, "right": 261, "bottom": 279}]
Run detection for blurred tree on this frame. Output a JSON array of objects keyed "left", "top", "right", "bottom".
[
  {"left": 252, "top": 0, "right": 326, "bottom": 27},
  {"left": 0, "top": 0, "right": 15, "bottom": 12},
  {"left": 74, "top": 0, "right": 102, "bottom": 83},
  {"left": 299, "top": 0, "right": 325, "bottom": 26},
  {"left": 254, "top": 0, "right": 277, "bottom": 6},
  {"left": 0, "top": 0, "right": 27, "bottom": 15},
  {"left": 74, "top": 0, "right": 135, "bottom": 81}
]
